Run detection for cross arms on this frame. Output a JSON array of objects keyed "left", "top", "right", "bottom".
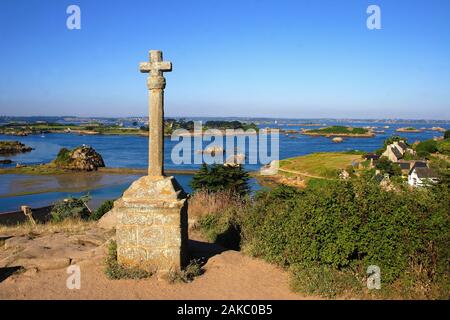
[{"left": 139, "top": 61, "right": 172, "bottom": 75}]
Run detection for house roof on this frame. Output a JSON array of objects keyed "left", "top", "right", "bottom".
[
  {"left": 398, "top": 162, "right": 411, "bottom": 170},
  {"left": 398, "top": 141, "right": 408, "bottom": 150},
  {"left": 391, "top": 146, "right": 403, "bottom": 159},
  {"left": 411, "top": 167, "right": 438, "bottom": 179},
  {"left": 413, "top": 161, "right": 427, "bottom": 168}
]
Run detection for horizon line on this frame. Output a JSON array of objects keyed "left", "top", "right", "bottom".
[{"left": 1, "top": 115, "right": 450, "bottom": 122}]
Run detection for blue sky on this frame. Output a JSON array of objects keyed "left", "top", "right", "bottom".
[{"left": 0, "top": 0, "right": 449, "bottom": 119}]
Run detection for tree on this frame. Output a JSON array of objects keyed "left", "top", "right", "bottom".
[
  {"left": 51, "top": 195, "right": 91, "bottom": 222},
  {"left": 375, "top": 157, "right": 402, "bottom": 176},
  {"left": 190, "top": 163, "right": 250, "bottom": 196},
  {"left": 444, "top": 130, "right": 450, "bottom": 140},
  {"left": 437, "top": 139, "right": 450, "bottom": 156},
  {"left": 415, "top": 139, "right": 438, "bottom": 158},
  {"left": 90, "top": 199, "right": 114, "bottom": 221}
]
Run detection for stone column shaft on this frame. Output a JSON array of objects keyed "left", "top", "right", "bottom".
[{"left": 149, "top": 88, "right": 164, "bottom": 176}]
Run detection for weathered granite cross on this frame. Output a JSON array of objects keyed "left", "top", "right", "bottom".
[
  {"left": 110, "top": 50, "right": 187, "bottom": 275},
  {"left": 139, "top": 50, "right": 172, "bottom": 177}
]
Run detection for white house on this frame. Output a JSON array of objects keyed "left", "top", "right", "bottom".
[{"left": 408, "top": 167, "right": 439, "bottom": 187}]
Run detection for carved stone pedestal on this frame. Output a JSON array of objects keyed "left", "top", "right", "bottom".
[{"left": 115, "top": 175, "right": 188, "bottom": 274}]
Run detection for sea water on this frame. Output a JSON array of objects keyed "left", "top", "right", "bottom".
[{"left": 0, "top": 121, "right": 446, "bottom": 212}]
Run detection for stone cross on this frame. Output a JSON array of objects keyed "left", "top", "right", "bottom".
[
  {"left": 113, "top": 50, "right": 188, "bottom": 275},
  {"left": 139, "top": 50, "right": 172, "bottom": 177}
]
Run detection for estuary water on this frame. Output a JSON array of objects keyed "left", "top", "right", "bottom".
[{"left": 0, "top": 121, "right": 447, "bottom": 212}]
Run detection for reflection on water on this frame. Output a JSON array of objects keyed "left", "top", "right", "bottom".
[
  {"left": 0, "top": 174, "right": 191, "bottom": 212},
  {"left": 0, "top": 173, "right": 260, "bottom": 213},
  {"left": 1, "top": 173, "right": 142, "bottom": 197}
]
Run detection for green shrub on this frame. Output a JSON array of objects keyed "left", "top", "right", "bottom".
[
  {"left": 104, "top": 241, "right": 152, "bottom": 280},
  {"left": 240, "top": 179, "right": 449, "bottom": 298},
  {"left": 444, "top": 130, "right": 450, "bottom": 140},
  {"left": 167, "top": 259, "right": 203, "bottom": 283},
  {"left": 375, "top": 157, "right": 402, "bottom": 176},
  {"left": 429, "top": 158, "right": 450, "bottom": 189},
  {"left": 90, "top": 199, "right": 114, "bottom": 221},
  {"left": 437, "top": 139, "right": 450, "bottom": 156},
  {"left": 50, "top": 195, "right": 91, "bottom": 222},
  {"left": 198, "top": 205, "right": 243, "bottom": 250},
  {"left": 290, "top": 263, "right": 361, "bottom": 298},
  {"left": 415, "top": 139, "right": 438, "bottom": 157},
  {"left": 54, "top": 148, "right": 71, "bottom": 165},
  {"left": 191, "top": 163, "right": 250, "bottom": 196}
]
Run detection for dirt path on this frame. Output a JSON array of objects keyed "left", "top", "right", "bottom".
[{"left": 0, "top": 227, "right": 315, "bottom": 300}]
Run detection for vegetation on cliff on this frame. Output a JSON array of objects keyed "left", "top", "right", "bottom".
[
  {"left": 52, "top": 145, "right": 105, "bottom": 171},
  {"left": 0, "top": 141, "right": 33, "bottom": 154}
]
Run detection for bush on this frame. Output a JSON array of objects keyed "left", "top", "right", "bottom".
[
  {"left": 375, "top": 157, "right": 402, "bottom": 176},
  {"left": 54, "top": 148, "right": 71, "bottom": 165},
  {"left": 188, "top": 190, "right": 240, "bottom": 222},
  {"left": 196, "top": 193, "right": 246, "bottom": 250},
  {"left": 167, "top": 259, "right": 203, "bottom": 283},
  {"left": 290, "top": 263, "right": 361, "bottom": 298},
  {"left": 437, "top": 139, "right": 450, "bottom": 156},
  {"left": 199, "top": 213, "right": 241, "bottom": 250},
  {"left": 51, "top": 195, "right": 91, "bottom": 222},
  {"left": 90, "top": 199, "right": 114, "bottom": 221},
  {"left": 240, "top": 179, "right": 449, "bottom": 298},
  {"left": 415, "top": 139, "right": 438, "bottom": 157},
  {"left": 190, "top": 163, "right": 250, "bottom": 196},
  {"left": 444, "top": 130, "right": 450, "bottom": 140}
]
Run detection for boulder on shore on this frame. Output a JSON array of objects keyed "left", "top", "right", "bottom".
[
  {"left": 97, "top": 209, "right": 117, "bottom": 230},
  {"left": 53, "top": 145, "right": 105, "bottom": 171}
]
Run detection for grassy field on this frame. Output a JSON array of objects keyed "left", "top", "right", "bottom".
[{"left": 279, "top": 152, "right": 363, "bottom": 179}]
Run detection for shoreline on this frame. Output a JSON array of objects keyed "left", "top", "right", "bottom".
[
  {"left": 0, "top": 168, "right": 200, "bottom": 201},
  {"left": 301, "top": 132, "right": 375, "bottom": 138},
  {"left": 0, "top": 166, "right": 199, "bottom": 176},
  {"left": 1, "top": 129, "right": 262, "bottom": 138},
  {"left": 396, "top": 129, "right": 423, "bottom": 133}
]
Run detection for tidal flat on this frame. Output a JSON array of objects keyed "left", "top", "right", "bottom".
[{"left": 0, "top": 172, "right": 143, "bottom": 198}]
